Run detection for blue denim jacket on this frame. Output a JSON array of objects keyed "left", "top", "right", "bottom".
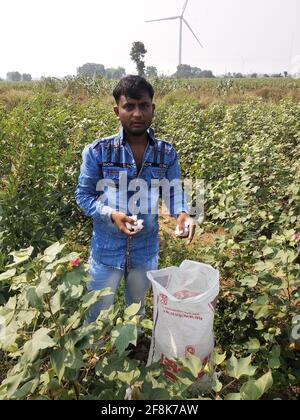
[{"left": 75, "top": 127, "right": 188, "bottom": 270}]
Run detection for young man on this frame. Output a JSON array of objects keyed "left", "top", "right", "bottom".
[{"left": 75, "top": 75, "right": 195, "bottom": 323}]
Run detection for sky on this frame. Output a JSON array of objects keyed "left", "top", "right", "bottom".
[{"left": 1, "top": 0, "right": 300, "bottom": 79}]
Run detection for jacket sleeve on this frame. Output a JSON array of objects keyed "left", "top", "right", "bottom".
[
  {"left": 165, "top": 148, "right": 189, "bottom": 217},
  {"left": 75, "top": 144, "right": 113, "bottom": 223}
]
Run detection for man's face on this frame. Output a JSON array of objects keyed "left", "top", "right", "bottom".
[{"left": 114, "top": 92, "right": 155, "bottom": 137}]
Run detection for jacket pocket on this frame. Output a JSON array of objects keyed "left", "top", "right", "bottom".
[{"left": 150, "top": 168, "right": 167, "bottom": 180}]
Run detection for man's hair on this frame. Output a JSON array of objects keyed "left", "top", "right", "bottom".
[{"left": 113, "top": 75, "right": 154, "bottom": 104}]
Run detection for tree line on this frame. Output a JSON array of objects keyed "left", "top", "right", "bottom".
[
  {"left": 4, "top": 72, "right": 32, "bottom": 82},
  {"left": 1, "top": 41, "right": 290, "bottom": 81}
]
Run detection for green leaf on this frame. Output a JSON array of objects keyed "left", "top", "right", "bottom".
[
  {"left": 46, "top": 252, "right": 80, "bottom": 270},
  {"left": 12, "top": 378, "right": 39, "bottom": 400},
  {"left": 213, "top": 351, "right": 226, "bottom": 366},
  {"left": 240, "top": 276, "right": 258, "bottom": 288},
  {"left": 179, "top": 352, "right": 202, "bottom": 378},
  {"left": 176, "top": 370, "right": 195, "bottom": 386},
  {"left": 250, "top": 295, "right": 270, "bottom": 319},
  {"left": 81, "top": 288, "right": 113, "bottom": 309},
  {"left": 98, "top": 389, "right": 117, "bottom": 400},
  {"left": 212, "top": 377, "right": 223, "bottom": 393},
  {"left": 96, "top": 353, "right": 127, "bottom": 377},
  {"left": 64, "top": 348, "right": 84, "bottom": 370},
  {"left": 23, "top": 328, "right": 56, "bottom": 361},
  {"left": 21, "top": 309, "right": 38, "bottom": 327},
  {"left": 64, "top": 312, "right": 81, "bottom": 332},
  {"left": 64, "top": 367, "right": 79, "bottom": 382},
  {"left": 26, "top": 287, "right": 43, "bottom": 310},
  {"left": 10, "top": 273, "right": 27, "bottom": 291},
  {"left": 50, "top": 349, "right": 67, "bottom": 383},
  {"left": 226, "top": 355, "right": 257, "bottom": 379},
  {"left": 124, "top": 303, "right": 141, "bottom": 320},
  {"left": 54, "top": 280, "right": 84, "bottom": 308},
  {"left": 50, "top": 290, "right": 63, "bottom": 314},
  {"left": 255, "top": 320, "right": 264, "bottom": 331},
  {"left": 68, "top": 284, "right": 84, "bottom": 299},
  {"left": 224, "top": 261, "right": 235, "bottom": 268},
  {"left": 148, "top": 388, "right": 170, "bottom": 400},
  {"left": 7, "top": 246, "right": 34, "bottom": 267},
  {"left": 275, "top": 250, "right": 292, "bottom": 264},
  {"left": 0, "top": 321, "right": 19, "bottom": 351},
  {"left": 245, "top": 338, "right": 260, "bottom": 353},
  {"left": 140, "top": 382, "right": 170, "bottom": 400},
  {"left": 0, "top": 296, "right": 17, "bottom": 325},
  {"left": 63, "top": 267, "right": 89, "bottom": 287},
  {"left": 241, "top": 371, "right": 273, "bottom": 400},
  {"left": 140, "top": 319, "right": 153, "bottom": 330},
  {"left": 35, "top": 272, "right": 52, "bottom": 298},
  {"left": 262, "top": 246, "right": 274, "bottom": 257},
  {"left": 254, "top": 261, "right": 275, "bottom": 272},
  {"left": 0, "top": 268, "right": 16, "bottom": 282},
  {"left": 70, "top": 324, "right": 97, "bottom": 347},
  {"left": 224, "top": 393, "right": 242, "bottom": 400},
  {"left": 111, "top": 324, "right": 137, "bottom": 355},
  {"left": 117, "top": 368, "right": 140, "bottom": 385},
  {"left": 268, "top": 346, "right": 281, "bottom": 369},
  {"left": 0, "top": 372, "right": 24, "bottom": 398},
  {"left": 41, "top": 242, "right": 66, "bottom": 263}
]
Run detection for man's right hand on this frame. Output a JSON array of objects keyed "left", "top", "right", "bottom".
[{"left": 111, "top": 212, "right": 138, "bottom": 237}]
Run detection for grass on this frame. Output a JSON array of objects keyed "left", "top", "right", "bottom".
[{"left": 1, "top": 78, "right": 300, "bottom": 111}]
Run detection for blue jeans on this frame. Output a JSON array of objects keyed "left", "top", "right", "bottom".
[{"left": 86, "top": 255, "right": 158, "bottom": 323}]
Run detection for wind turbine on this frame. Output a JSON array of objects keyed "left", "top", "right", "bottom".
[{"left": 145, "top": 0, "right": 204, "bottom": 67}]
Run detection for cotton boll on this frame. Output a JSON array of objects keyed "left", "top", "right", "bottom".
[
  {"left": 136, "top": 219, "right": 144, "bottom": 232},
  {"left": 126, "top": 215, "right": 144, "bottom": 232},
  {"left": 124, "top": 387, "right": 133, "bottom": 400},
  {"left": 126, "top": 215, "right": 137, "bottom": 231}
]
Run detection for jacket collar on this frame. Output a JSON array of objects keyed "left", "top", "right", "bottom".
[{"left": 118, "top": 126, "right": 156, "bottom": 146}]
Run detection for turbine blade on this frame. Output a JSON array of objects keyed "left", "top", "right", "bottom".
[
  {"left": 182, "top": 18, "right": 204, "bottom": 48},
  {"left": 145, "top": 16, "right": 180, "bottom": 23},
  {"left": 182, "top": 0, "right": 189, "bottom": 16}
]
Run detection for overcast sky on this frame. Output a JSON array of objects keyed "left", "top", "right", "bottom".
[{"left": 1, "top": 0, "right": 300, "bottom": 79}]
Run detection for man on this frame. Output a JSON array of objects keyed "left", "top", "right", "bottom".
[{"left": 75, "top": 75, "right": 195, "bottom": 324}]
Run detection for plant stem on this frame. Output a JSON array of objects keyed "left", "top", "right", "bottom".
[
  {"left": 45, "top": 294, "right": 62, "bottom": 336},
  {"left": 285, "top": 257, "right": 291, "bottom": 305},
  {"left": 221, "top": 378, "right": 238, "bottom": 394},
  {"left": 72, "top": 381, "right": 80, "bottom": 400}
]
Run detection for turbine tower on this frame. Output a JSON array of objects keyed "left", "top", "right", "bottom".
[{"left": 145, "top": 0, "right": 204, "bottom": 67}]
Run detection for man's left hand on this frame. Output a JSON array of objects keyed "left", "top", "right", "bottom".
[{"left": 176, "top": 213, "right": 196, "bottom": 246}]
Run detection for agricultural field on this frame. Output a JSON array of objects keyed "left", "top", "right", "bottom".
[{"left": 0, "top": 77, "right": 299, "bottom": 400}]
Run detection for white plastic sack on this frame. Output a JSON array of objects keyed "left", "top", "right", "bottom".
[{"left": 147, "top": 260, "right": 220, "bottom": 381}]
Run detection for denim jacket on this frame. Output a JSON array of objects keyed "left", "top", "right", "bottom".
[{"left": 75, "top": 127, "right": 188, "bottom": 270}]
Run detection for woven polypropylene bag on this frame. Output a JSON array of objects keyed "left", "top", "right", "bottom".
[{"left": 147, "top": 260, "right": 220, "bottom": 381}]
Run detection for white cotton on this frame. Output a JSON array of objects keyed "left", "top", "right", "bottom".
[
  {"left": 126, "top": 215, "right": 144, "bottom": 232},
  {"left": 175, "top": 220, "right": 190, "bottom": 238},
  {"left": 124, "top": 387, "right": 133, "bottom": 400}
]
